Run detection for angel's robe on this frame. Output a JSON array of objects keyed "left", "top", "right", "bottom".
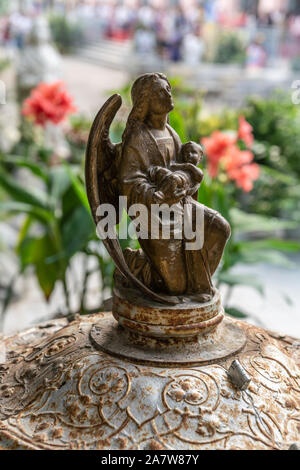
[{"left": 118, "top": 122, "right": 230, "bottom": 296}]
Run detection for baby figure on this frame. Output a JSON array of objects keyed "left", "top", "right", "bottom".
[
  {"left": 171, "top": 141, "right": 204, "bottom": 195},
  {"left": 148, "top": 141, "right": 204, "bottom": 203},
  {"left": 179, "top": 141, "right": 204, "bottom": 167}
]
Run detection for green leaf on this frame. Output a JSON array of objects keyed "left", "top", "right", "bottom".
[
  {"left": 49, "top": 165, "right": 72, "bottom": 202},
  {"left": 63, "top": 164, "right": 90, "bottom": 211},
  {"left": 225, "top": 307, "right": 248, "bottom": 318},
  {"left": 169, "top": 109, "right": 186, "bottom": 142},
  {"left": 18, "top": 236, "right": 43, "bottom": 267},
  {"left": 197, "top": 178, "right": 213, "bottom": 207},
  {"left": 238, "top": 239, "right": 300, "bottom": 253},
  {"left": 260, "top": 165, "right": 297, "bottom": 185},
  {"left": 0, "top": 201, "right": 54, "bottom": 224},
  {"left": 62, "top": 185, "right": 80, "bottom": 217},
  {"left": 218, "top": 272, "right": 264, "bottom": 296},
  {"left": 36, "top": 262, "right": 57, "bottom": 301},
  {"left": 238, "top": 249, "right": 293, "bottom": 267},
  {"left": 18, "top": 235, "right": 64, "bottom": 300},
  {"left": 213, "top": 183, "right": 230, "bottom": 222},
  {"left": 61, "top": 205, "right": 95, "bottom": 258},
  {"left": 1, "top": 155, "right": 48, "bottom": 182},
  {"left": 17, "top": 216, "right": 33, "bottom": 249},
  {"left": 0, "top": 171, "right": 49, "bottom": 210},
  {"left": 230, "top": 208, "right": 297, "bottom": 233}
]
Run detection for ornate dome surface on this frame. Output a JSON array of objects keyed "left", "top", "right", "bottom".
[{"left": 0, "top": 313, "right": 299, "bottom": 450}]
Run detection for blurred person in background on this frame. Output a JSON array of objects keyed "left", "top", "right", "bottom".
[
  {"left": 1, "top": 15, "right": 11, "bottom": 48},
  {"left": 137, "top": 0, "right": 156, "bottom": 29},
  {"left": 155, "top": 4, "right": 173, "bottom": 60},
  {"left": 17, "top": 15, "right": 62, "bottom": 101},
  {"left": 1, "top": 0, "right": 293, "bottom": 68},
  {"left": 203, "top": 0, "right": 218, "bottom": 23},
  {"left": 289, "top": 12, "right": 300, "bottom": 58},
  {"left": 134, "top": 22, "right": 156, "bottom": 55},
  {"left": 169, "top": 4, "right": 190, "bottom": 62},
  {"left": 108, "top": 0, "right": 135, "bottom": 40},
  {"left": 117, "top": 0, "right": 136, "bottom": 39},
  {"left": 246, "top": 32, "right": 267, "bottom": 68},
  {"left": 134, "top": 0, "right": 157, "bottom": 58},
  {"left": 9, "top": 8, "right": 33, "bottom": 49},
  {"left": 95, "top": 0, "right": 114, "bottom": 37},
  {"left": 185, "top": 0, "right": 205, "bottom": 31},
  {"left": 182, "top": 27, "right": 205, "bottom": 65}
]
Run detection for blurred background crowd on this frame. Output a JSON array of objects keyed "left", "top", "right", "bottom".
[
  {"left": 0, "top": 0, "right": 300, "bottom": 337},
  {"left": 1, "top": 0, "right": 300, "bottom": 68}
]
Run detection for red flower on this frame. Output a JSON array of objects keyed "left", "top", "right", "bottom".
[
  {"left": 224, "top": 147, "right": 253, "bottom": 170},
  {"left": 238, "top": 163, "right": 260, "bottom": 192},
  {"left": 238, "top": 115, "right": 253, "bottom": 148},
  {"left": 201, "top": 131, "right": 236, "bottom": 178},
  {"left": 223, "top": 146, "right": 259, "bottom": 192},
  {"left": 22, "top": 82, "right": 76, "bottom": 126},
  {"left": 201, "top": 121, "right": 259, "bottom": 192}
]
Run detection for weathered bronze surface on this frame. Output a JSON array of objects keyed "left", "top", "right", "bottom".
[
  {"left": 90, "top": 316, "right": 246, "bottom": 367},
  {"left": 1, "top": 75, "right": 299, "bottom": 450},
  {"left": 0, "top": 314, "right": 299, "bottom": 450},
  {"left": 85, "top": 73, "right": 231, "bottom": 306},
  {"left": 90, "top": 286, "right": 246, "bottom": 366},
  {"left": 84, "top": 73, "right": 236, "bottom": 364}
]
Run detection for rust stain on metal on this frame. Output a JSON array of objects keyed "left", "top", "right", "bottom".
[
  {"left": 113, "top": 287, "right": 222, "bottom": 327},
  {"left": 112, "top": 286, "right": 225, "bottom": 341},
  {"left": 0, "top": 313, "right": 298, "bottom": 450}
]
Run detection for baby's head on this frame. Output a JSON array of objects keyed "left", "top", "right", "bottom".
[{"left": 181, "top": 141, "right": 203, "bottom": 166}]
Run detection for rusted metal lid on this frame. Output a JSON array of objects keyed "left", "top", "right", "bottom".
[{"left": 0, "top": 312, "right": 299, "bottom": 450}]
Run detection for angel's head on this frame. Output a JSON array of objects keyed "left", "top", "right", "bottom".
[
  {"left": 131, "top": 73, "right": 174, "bottom": 116},
  {"left": 123, "top": 73, "right": 173, "bottom": 142}
]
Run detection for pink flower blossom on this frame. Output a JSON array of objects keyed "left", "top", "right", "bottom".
[
  {"left": 22, "top": 82, "right": 76, "bottom": 127},
  {"left": 201, "top": 117, "right": 259, "bottom": 192},
  {"left": 238, "top": 115, "right": 254, "bottom": 148}
]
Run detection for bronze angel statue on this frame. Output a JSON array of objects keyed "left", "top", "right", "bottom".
[{"left": 85, "top": 73, "right": 231, "bottom": 306}]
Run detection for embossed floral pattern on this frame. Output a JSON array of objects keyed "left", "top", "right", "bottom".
[
  {"left": 0, "top": 314, "right": 299, "bottom": 450},
  {"left": 167, "top": 377, "right": 206, "bottom": 405}
]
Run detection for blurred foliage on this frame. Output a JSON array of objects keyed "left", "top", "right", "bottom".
[
  {"left": 0, "top": 0, "right": 9, "bottom": 15},
  {"left": 242, "top": 92, "right": 300, "bottom": 219},
  {"left": 67, "top": 114, "right": 92, "bottom": 162},
  {"left": 211, "top": 32, "right": 246, "bottom": 65},
  {"left": 291, "top": 56, "right": 300, "bottom": 72},
  {"left": 0, "top": 153, "right": 113, "bottom": 326},
  {"left": 196, "top": 177, "right": 299, "bottom": 319},
  {"left": 244, "top": 92, "right": 300, "bottom": 176},
  {"left": 167, "top": 83, "right": 300, "bottom": 222},
  {"left": 0, "top": 79, "right": 300, "bottom": 326},
  {"left": 48, "top": 14, "right": 85, "bottom": 54},
  {"left": 0, "top": 57, "right": 10, "bottom": 73}
]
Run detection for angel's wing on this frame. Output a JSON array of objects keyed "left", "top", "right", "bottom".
[{"left": 85, "top": 94, "right": 179, "bottom": 305}]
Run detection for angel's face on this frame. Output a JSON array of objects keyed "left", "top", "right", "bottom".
[{"left": 148, "top": 78, "right": 174, "bottom": 115}]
